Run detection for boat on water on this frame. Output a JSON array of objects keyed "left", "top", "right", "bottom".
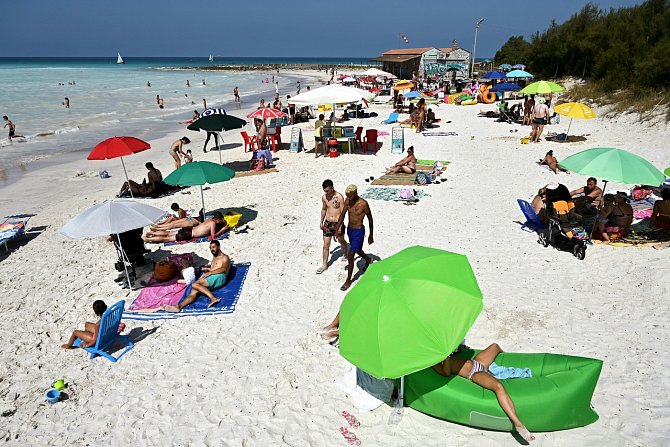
[
  {"left": 404, "top": 351, "right": 603, "bottom": 432},
  {"left": 117, "top": 53, "right": 125, "bottom": 64},
  {"left": 209, "top": 54, "right": 214, "bottom": 62}
]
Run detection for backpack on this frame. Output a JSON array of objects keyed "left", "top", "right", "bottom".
[{"left": 415, "top": 171, "right": 432, "bottom": 185}]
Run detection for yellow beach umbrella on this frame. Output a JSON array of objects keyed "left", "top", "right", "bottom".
[
  {"left": 554, "top": 102, "right": 596, "bottom": 140},
  {"left": 393, "top": 81, "right": 414, "bottom": 91}
]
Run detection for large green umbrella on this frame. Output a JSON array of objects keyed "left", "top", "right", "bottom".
[
  {"left": 519, "top": 80, "right": 564, "bottom": 95},
  {"left": 558, "top": 148, "right": 665, "bottom": 186},
  {"left": 164, "top": 161, "right": 235, "bottom": 216},
  {"left": 339, "top": 246, "right": 483, "bottom": 379},
  {"left": 187, "top": 108, "right": 247, "bottom": 164},
  {"left": 664, "top": 167, "right": 670, "bottom": 177}
]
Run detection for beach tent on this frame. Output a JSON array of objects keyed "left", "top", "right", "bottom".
[{"left": 287, "top": 84, "right": 374, "bottom": 107}]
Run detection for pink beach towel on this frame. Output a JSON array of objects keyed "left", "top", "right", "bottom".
[{"left": 128, "top": 277, "right": 188, "bottom": 312}]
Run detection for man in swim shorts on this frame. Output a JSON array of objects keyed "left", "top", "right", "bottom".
[
  {"left": 530, "top": 97, "right": 549, "bottom": 143},
  {"left": 3, "top": 116, "right": 21, "bottom": 143},
  {"left": 433, "top": 343, "right": 535, "bottom": 442},
  {"left": 335, "top": 184, "right": 373, "bottom": 291},
  {"left": 143, "top": 212, "right": 229, "bottom": 243},
  {"left": 166, "top": 240, "right": 230, "bottom": 312},
  {"left": 318, "top": 179, "right": 349, "bottom": 274}
]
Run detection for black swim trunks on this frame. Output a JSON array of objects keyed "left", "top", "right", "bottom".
[
  {"left": 322, "top": 220, "right": 344, "bottom": 237},
  {"left": 533, "top": 117, "right": 547, "bottom": 125},
  {"left": 175, "top": 227, "right": 193, "bottom": 242}
]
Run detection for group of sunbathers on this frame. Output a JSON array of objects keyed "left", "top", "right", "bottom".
[
  {"left": 143, "top": 207, "right": 229, "bottom": 243},
  {"left": 117, "top": 162, "right": 180, "bottom": 198}
]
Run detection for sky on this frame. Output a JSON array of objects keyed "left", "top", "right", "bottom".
[{"left": 0, "top": 0, "right": 646, "bottom": 58}]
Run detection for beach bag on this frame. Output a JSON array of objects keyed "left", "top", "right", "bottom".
[
  {"left": 250, "top": 156, "right": 266, "bottom": 172},
  {"left": 399, "top": 188, "right": 415, "bottom": 200},
  {"left": 415, "top": 171, "right": 432, "bottom": 185},
  {"left": 99, "top": 170, "right": 110, "bottom": 179},
  {"left": 154, "top": 260, "right": 178, "bottom": 282},
  {"left": 433, "top": 161, "right": 444, "bottom": 171}
]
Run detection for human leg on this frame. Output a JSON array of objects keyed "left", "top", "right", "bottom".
[
  {"left": 320, "top": 235, "right": 333, "bottom": 273},
  {"left": 336, "top": 234, "right": 349, "bottom": 259},
  {"left": 341, "top": 251, "right": 354, "bottom": 291},
  {"left": 535, "top": 124, "right": 545, "bottom": 142},
  {"left": 62, "top": 329, "right": 95, "bottom": 349},
  {"left": 170, "top": 150, "right": 181, "bottom": 169},
  {"left": 473, "top": 343, "right": 502, "bottom": 368}
]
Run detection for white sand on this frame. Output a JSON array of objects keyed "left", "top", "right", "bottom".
[{"left": 1, "top": 73, "right": 669, "bottom": 445}]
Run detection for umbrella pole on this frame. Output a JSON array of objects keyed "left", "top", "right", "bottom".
[
  {"left": 200, "top": 184, "right": 206, "bottom": 219},
  {"left": 120, "top": 156, "right": 134, "bottom": 199},
  {"left": 117, "top": 234, "right": 134, "bottom": 291},
  {"left": 389, "top": 376, "right": 404, "bottom": 425},
  {"left": 565, "top": 118, "right": 573, "bottom": 141}
]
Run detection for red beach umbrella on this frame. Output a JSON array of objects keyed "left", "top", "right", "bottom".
[
  {"left": 246, "top": 108, "right": 287, "bottom": 120},
  {"left": 88, "top": 136, "right": 151, "bottom": 198}
]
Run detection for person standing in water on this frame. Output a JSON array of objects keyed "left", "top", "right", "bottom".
[{"left": 3, "top": 116, "right": 22, "bottom": 143}]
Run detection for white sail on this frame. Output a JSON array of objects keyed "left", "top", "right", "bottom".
[
  {"left": 209, "top": 54, "right": 213, "bottom": 61},
  {"left": 117, "top": 53, "right": 124, "bottom": 64}
]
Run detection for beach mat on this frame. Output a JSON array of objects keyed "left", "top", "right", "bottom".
[
  {"left": 416, "top": 159, "right": 450, "bottom": 166},
  {"left": 123, "top": 262, "right": 250, "bottom": 320},
  {"left": 163, "top": 231, "right": 230, "bottom": 247},
  {"left": 421, "top": 131, "right": 458, "bottom": 137},
  {"left": 371, "top": 174, "right": 426, "bottom": 186},
  {"left": 361, "top": 187, "right": 430, "bottom": 201},
  {"left": 235, "top": 167, "right": 278, "bottom": 178}
]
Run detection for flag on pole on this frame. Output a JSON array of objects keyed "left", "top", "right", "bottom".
[{"left": 400, "top": 34, "right": 409, "bottom": 43}]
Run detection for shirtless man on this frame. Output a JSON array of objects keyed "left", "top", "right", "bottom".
[
  {"left": 233, "top": 86, "right": 240, "bottom": 103},
  {"left": 318, "top": 179, "right": 349, "bottom": 274},
  {"left": 530, "top": 97, "right": 549, "bottom": 143},
  {"left": 3, "top": 116, "right": 22, "bottom": 143},
  {"left": 537, "top": 150, "right": 569, "bottom": 174},
  {"left": 335, "top": 184, "right": 373, "bottom": 291},
  {"left": 255, "top": 118, "right": 267, "bottom": 149},
  {"left": 143, "top": 212, "right": 229, "bottom": 243},
  {"left": 570, "top": 177, "right": 603, "bottom": 207},
  {"left": 522, "top": 95, "right": 534, "bottom": 125},
  {"left": 433, "top": 343, "right": 535, "bottom": 442},
  {"left": 166, "top": 240, "right": 230, "bottom": 311},
  {"left": 118, "top": 162, "right": 163, "bottom": 197}
]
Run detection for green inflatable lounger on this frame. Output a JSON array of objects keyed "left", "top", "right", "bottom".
[{"left": 404, "top": 350, "right": 603, "bottom": 432}]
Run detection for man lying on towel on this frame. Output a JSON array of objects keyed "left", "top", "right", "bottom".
[
  {"left": 165, "top": 240, "right": 230, "bottom": 312},
  {"left": 143, "top": 212, "right": 229, "bottom": 243}
]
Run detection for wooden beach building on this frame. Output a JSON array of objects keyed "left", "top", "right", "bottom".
[{"left": 370, "top": 40, "right": 471, "bottom": 79}]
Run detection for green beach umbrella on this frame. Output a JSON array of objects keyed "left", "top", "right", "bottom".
[
  {"left": 164, "top": 161, "right": 235, "bottom": 216},
  {"left": 664, "top": 167, "right": 670, "bottom": 177},
  {"left": 558, "top": 148, "right": 665, "bottom": 186},
  {"left": 339, "top": 246, "right": 483, "bottom": 380},
  {"left": 519, "top": 80, "right": 564, "bottom": 95}
]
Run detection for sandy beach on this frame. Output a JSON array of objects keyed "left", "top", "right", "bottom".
[{"left": 1, "top": 69, "right": 669, "bottom": 446}]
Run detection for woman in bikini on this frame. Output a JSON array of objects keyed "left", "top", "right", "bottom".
[
  {"left": 169, "top": 136, "right": 190, "bottom": 169},
  {"left": 597, "top": 193, "right": 634, "bottom": 242},
  {"left": 386, "top": 146, "right": 417, "bottom": 174},
  {"left": 433, "top": 343, "right": 535, "bottom": 442}
]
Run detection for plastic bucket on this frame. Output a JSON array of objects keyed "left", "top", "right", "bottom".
[{"left": 45, "top": 389, "right": 60, "bottom": 404}]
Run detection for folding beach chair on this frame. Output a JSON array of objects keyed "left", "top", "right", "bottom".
[
  {"left": 0, "top": 214, "right": 33, "bottom": 252},
  {"left": 382, "top": 113, "right": 399, "bottom": 125},
  {"left": 73, "top": 300, "right": 134, "bottom": 363},
  {"left": 517, "top": 199, "right": 546, "bottom": 232}
]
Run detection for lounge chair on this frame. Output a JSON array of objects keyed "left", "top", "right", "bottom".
[
  {"left": 382, "top": 113, "right": 399, "bottom": 125},
  {"left": 73, "top": 300, "right": 134, "bottom": 362},
  {"left": 0, "top": 214, "right": 32, "bottom": 252},
  {"left": 517, "top": 199, "right": 546, "bottom": 232}
]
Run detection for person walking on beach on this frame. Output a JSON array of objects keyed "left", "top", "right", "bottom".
[
  {"left": 3, "top": 116, "right": 22, "bottom": 143},
  {"left": 296, "top": 80, "right": 301, "bottom": 95},
  {"left": 530, "top": 97, "right": 549, "bottom": 143},
  {"left": 202, "top": 131, "right": 217, "bottom": 153},
  {"left": 318, "top": 179, "right": 349, "bottom": 274},
  {"left": 169, "top": 136, "right": 190, "bottom": 168},
  {"left": 523, "top": 95, "right": 534, "bottom": 126},
  {"left": 233, "top": 86, "right": 240, "bottom": 103},
  {"left": 335, "top": 184, "right": 373, "bottom": 291},
  {"left": 433, "top": 343, "right": 535, "bottom": 442}
]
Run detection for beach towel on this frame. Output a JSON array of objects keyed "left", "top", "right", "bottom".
[
  {"left": 127, "top": 277, "right": 188, "bottom": 311},
  {"left": 360, "top": 187, "right": 430, "bottom": 202},
  {"left": 421, "top": 131, "right": 458, "bottom": 137},
  {"left": 489, "top": 362, "right": 532, "bottom": 379},
  {"left": 163, "top": 231, "right": 230, "bottom": 246},
  {"left": 123, "top": 262, "right": 250, "bottom": 320},
  {"left": 235, "top": 167, "right": 278, "bottom": 178}
]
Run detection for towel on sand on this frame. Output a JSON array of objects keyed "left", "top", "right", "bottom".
[
  {"left": 361, "top": 187, "right": 430, "bottom": 201},
  {"left": 163, "top": 231, "right": 230, "bottom": 246},
  {"left": 334, "top": 362, "right": 394, "bottom": 412},
  {"left": 127, "top": 277, "right": 188, "bottom": 311}
]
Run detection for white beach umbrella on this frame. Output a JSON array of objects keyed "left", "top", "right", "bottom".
[
  {"left": 287, "top": 84, "right": 374, "bottom": 107},
  {"left": 342, "top": 76, "right": 357, "bottom": 83},
  {"left": 60, "top": 200, "right": 164, "bottom": 289},
  {"left": 359, "top": 68, "right": 396, "bottom": 78}
]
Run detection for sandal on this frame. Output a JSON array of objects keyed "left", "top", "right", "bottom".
[
  {"left": 341, "top": 411, "right": 360, "bottom": 428},
  {"left": 339, "top": 427, "right": 361, "bottom": 446}
]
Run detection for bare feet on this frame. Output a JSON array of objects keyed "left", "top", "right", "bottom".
[
  {"left": 320, "top": 329, "right": 338, "bottom": 340},
  {"left": 163, "top": 305, "right": 181, "bottom": 313},
  {"left": 515, "top": 425, "right": 535, "bottom": 442},
  {"left": 208, "top": 298, "right": 221, "bottom": 308},
  {"left": 340, "top": 281, "right": 351, "bottom": 291},
  {"left": 61, "top": 344, "right": 74, "bottom": 350}
]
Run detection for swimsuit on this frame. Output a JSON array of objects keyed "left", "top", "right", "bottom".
[
  {"left": 323, "top": 220, "right": 345, "bottom": 237},
  {"left": 175, "top": 227, "right": 193, "bottom": 242},
  {"left": 533, "top": 117, "right": 547, "bottom": 125},
  {"left": 466, "top": 360, "right": 487, "bottom": 381},
  {"left": 205, "top": 272, "right": 227, "bottom": 290},
  {"left": 347, "top": 227, "right": 365, "bottom": 253}
]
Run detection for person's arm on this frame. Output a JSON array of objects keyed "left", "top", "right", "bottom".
[
  {"left": 320, "top": 197, "right": 327, "bottom": 230},
  {"left": 394, "top": 155, "right": 409, "bottom": 167},
  {"left": 570, "top": 186, "right": 584, "bottom": 196},
  {"left": 213, "top": 224, "right": 230, "bottom": 239},
  {"left": 335, "top": 199, "right": 349, "bottom": 236},
  {"left": 366, "top": 204, "right": 374, "bottom": 245}
]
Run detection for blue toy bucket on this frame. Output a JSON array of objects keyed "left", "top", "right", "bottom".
[{"left": 45, "top": 388, "right": 60, "bottom": 404}]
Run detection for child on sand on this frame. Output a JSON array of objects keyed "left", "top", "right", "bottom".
[
  {"left": 177, "top": 258, "right": 196, "bottom": 285},
  {"left": 61, "top": 300, "right": 107, "bottom": 349}
]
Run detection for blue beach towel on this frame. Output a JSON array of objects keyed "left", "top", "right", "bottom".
[
  {"left": 163, "top": 231, "right": 230, "bottom": 246},
  {"left": 123, "top": 262, "right": 250, "bottom": 320},
  {"left": 489, "top": 362, "right": 532, "bottom": 379}
]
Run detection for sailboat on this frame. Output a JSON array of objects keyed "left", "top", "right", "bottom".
[
  {"left": 117, "top": 52, "right": 125, "bottom": 64},
  {"left": 209, "top": 54, "right": 214, "bottom": 62}
]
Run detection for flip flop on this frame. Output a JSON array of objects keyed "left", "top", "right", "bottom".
[
  {"left": 339, "top": 427, "right": 361, "bottom": 446},
  {"left": 316, "top": 267, "right": 325, "bottom": 274},
  {"left": 341, "top": 411, "right": 360, "bottom": 428}
]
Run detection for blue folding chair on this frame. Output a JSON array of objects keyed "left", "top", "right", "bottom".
[
  {"left": 517, "top": 199, "right": 546, "bottom": 232},
  {"left": 382, "top": 113, "right": 399, "bottom": 125},
  {"left": 74, "top": 300, "right": 133, "bottom": 362}
]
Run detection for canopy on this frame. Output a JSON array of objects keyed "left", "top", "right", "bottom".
[
  {"left": 164, "top": 161, "right": 235, "bottom": 216},
  {"left": 287, "top": 84, "right": 373, "bottom": 107},
  {"left": 490, "top": 82, "right": 521, "bottom": 92},
  {"left": 505, "top": 69, "right": 533, "bottom": 78},
  {"left": 481, "top": 70, "right": 507, "bottom": 80},
  {"left": 558, "top": 148, "right": 666, "bottom": 186},
  {"left": 519, "top": 81, "right": 564, "bottom": 95},
  {"left": 87, "top": 136, "right": 151, "bottom": 199},
  {"left": 447, "top": 63, "right": 464, "bottom": 70},
  {"left": 342, "top": 77, "right": 357, "bottom": 83},
  {"left": 339, "top": 246, "right": 483, "bottom": 379},
  {"left": 359, "top": 67, "right": 395, "bottom": 78}
]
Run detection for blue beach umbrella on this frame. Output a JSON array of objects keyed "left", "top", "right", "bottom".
[
  {"left": 506, "top": 69, "right": 533, "bottom": 78},
  {"left": 403, "top": 91, "right": 421, "bottom": 99},
  {"left": 481, "top": 70, "right": 507, "bottom": 80},
  {"left": 512, "top": 64, "right": 526, "bottom": 69},
  {"left": 499, "top": 64, "right": 513, "bottom": 70},
  {"left": 490, "top": 82, "right": 521, "bottom": 92}
]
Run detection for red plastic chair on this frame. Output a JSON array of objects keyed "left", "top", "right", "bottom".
[
  {"left": 363, "top": 129, "right": 378, "bottom": 153},
  {"left": 241, "top": 131, "right": 258, "bottom": 152},
  {"left": 355, "top": 127, "right": 364, "bottom": 148}
]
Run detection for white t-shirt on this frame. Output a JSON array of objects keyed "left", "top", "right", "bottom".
[{"left": 181, "top": 267, "right": 196, "bottom": 285}]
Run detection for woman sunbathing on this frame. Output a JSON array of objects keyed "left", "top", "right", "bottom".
[
  {"left": 150, "top": 215, "right": 201, "bottom": 231},
  {"left": 537, "top": 150, "right": 569, "bottom": 174},
  {"left": 386, "top": 146, "right": 417, "bottom": 174}
]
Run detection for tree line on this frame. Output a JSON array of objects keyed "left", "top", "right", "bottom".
[{"left": 494, "top": 0, "right": 670, "bottom": 89}]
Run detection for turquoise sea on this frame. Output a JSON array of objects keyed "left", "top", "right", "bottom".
[{"left": 0, "top": 57, "right": 375, "bottom": 169}]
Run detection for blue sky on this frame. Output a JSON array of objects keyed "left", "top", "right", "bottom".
[{"left": 0, "top": 0, "right": 645, "bottom": 58}]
